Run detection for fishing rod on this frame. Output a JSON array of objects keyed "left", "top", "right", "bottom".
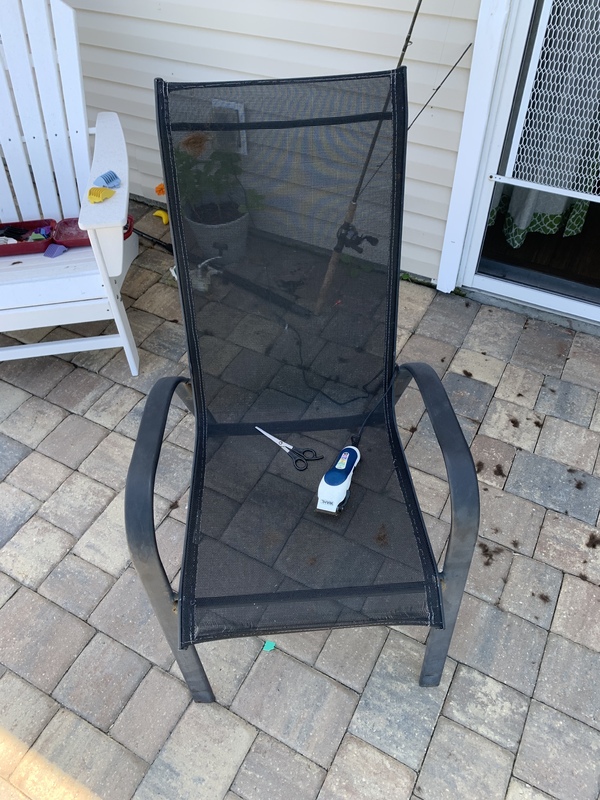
[
  {"left": 315, "top": 0, "right": 470, "bottom": 312},
  {"left": 357, "top": 42, "right": 472, "bottom": 201},
  {"left": 314, "top": 0, "right": 423, "bottom": 312},
  {"left": 409, "top": 42, "right": 472, "bottom": 131}
]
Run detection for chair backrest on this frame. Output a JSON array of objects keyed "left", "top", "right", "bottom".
[
  {"left": 157, "top": 70, "right": 443, "bottom": 647},
  {"left": 0, "top": 0, "right": 90, "bottom": 222}
]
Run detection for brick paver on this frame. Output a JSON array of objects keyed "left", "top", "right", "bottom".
[
  {"left": 2, "top": 205, "right": 600, "bottom": 799},
  {"left": 500, "top": 554, "right": 562, "bottom": 628},
  {"left": 84, "top": 383, "right": 143, "bottom": 429},
  {"left": 350, "top": 632, "right": 454, "bottom": 769},
  {"left": 562, "top": 330, "right": 600, "bottom": 392},
  {"left": 5, "top": 451, "right": 71, "bottom": 501},
  {"left": 448, "top": 594, "right": 547, "bottom": 694},
  {"left": 45, "top": 368, "right": 113, "bottom": 415},
  {"left": 0, "top": 396, "right": 67, "bottom": 448},
  {"left": 534, "top": 633, "right": 600, "bottom": 731},
  {"left": 38, "top": 553, "right": 114, "bottom": 620},
  {"left": 319, "top": 733, "right": 415, "bottom": 800},
  {"left": 0, "top": 588, "right": 93, "bottom": 692},
  {"left": 232, "top": 650, "right": 358, "bottom": 768},
  {"left": 495, "top": 364, "right": 544, "bottom": 408},
  {"left": 415, "top": 717, "right": 513, "bottom": 800},
  {"left": 514, "top": 701, "right": 600, "bottom": 800},
  {"left": 38, "top": 471, "right": 114, "bottom": 538},
  {"left": 193, "top": 636, "right": 263, "bottom": 706},
  {"left": 11, "top": 708, "right": 147, "bottom": 800},
  {"left": 110, "top": 667, "right": 190, "bottom": 762},
  {"left": 89, "top": 568, "right": 174, "bottom": 669},
  {"left": 551, "top": 574, "right": 600, "bottom": 651},
  {"left": 37, "top": 414, "right": 108, "bottom": 469},
  {"left": 462, "top": 305, "right": 525, "bottom": 360},
  {"left": 0, "top": 484, "right": 40, "bottom": 546},
  {"left": 442, "top": 664, "right": 529, "bottom": 752},
  {"left": 0, "top": 672, "right": 58, "bottom": 778},
  {"left": 134, "top": 703, "right": 256, "bottom": 800},
  {"left": 232, "top": 732, "right": 326, "bottom": 800},
  {"left": 0, "top": 516, "right": 74, "bottom": 589},
  {"left": 0, "top": 355, "right": 73, "bottom": 397},
  {"left": 53, "top": 632, "right": 150, "bottom": 731},
  {"left": 511, "top": 318, "right": 574, "bottom": 376},
  {"left": 0, "top": 380, "right": 29, "bottom": 422},
  {"left": 535, "top": 375, "right": 597, "bottom": 426},
  {"left": 534, "top": 511, "right": 600, "bottom": 584}
]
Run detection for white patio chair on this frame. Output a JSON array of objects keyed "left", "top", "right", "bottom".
[{"left": 0, "top": 0, "right": 139, "bottom": 375}]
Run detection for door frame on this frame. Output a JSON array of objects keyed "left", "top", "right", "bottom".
[{"left": 437, "top": 0, "right": 600, "bottom": 324}]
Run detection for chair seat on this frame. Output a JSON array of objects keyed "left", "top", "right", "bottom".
[
  {"left": 0, "top": 248, "right": 103, "bottom": 310},
  {"left": 188, "top": 419, "right": 442, "bottom": 644}
]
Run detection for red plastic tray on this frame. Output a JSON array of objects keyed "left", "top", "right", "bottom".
[
  {"left": 54, "top": 215, "right": 135, "bottom": 248},
  {"left": 0, "top": 219, "right": 55, "bottom": 256},
  {"left": 54, "top": 218, "right": 90, "bottom": 248}
]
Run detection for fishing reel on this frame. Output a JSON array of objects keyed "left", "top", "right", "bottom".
[{"left": 334, "top": 223, "right": 378, "bottom": 254}]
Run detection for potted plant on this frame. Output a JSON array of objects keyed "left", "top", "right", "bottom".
[{"left": 175, "top": 132, "right": 262, "bottom": 265}]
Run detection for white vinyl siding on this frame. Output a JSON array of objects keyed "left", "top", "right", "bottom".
[{"left": 71, "top": 0, "right": 479, "bottom": 281}]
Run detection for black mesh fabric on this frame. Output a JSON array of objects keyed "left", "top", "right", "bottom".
[{"left": 155, "top": 70, "right": 443, "bottom": 648}]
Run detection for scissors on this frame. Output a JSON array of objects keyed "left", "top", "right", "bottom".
[{"left": 255, "top": 426, "right": 323, "bottom": 471}]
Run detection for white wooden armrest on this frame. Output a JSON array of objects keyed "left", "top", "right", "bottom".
[
  {"left": 78, "top": 111, "right": 130, "bottom": 231},
  {"left": 78, "top": 111, "right": 136, "bottom": 278}
]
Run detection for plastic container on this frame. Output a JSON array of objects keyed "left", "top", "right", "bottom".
[
  {"left": 54, "top": 215, "right": 135, "bottom": 248},
  {"left": 53, "top": 218, "right": 90, "bottom": 248},
  {"left": 0, "top": 219, "right": 55, "bottom": 255}
]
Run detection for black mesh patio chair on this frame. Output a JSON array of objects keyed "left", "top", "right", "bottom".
[{"left": 125, "top": 68, "right": 479, "bottom": 702}]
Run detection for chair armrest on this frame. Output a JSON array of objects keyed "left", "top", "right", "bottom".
[
  {"left": 78, "top": 112, "right": 130, "bottom": 232},
  {"left": 398, "top": 362, "right": 480, "bottom": 687},
  {"left": 396, "top": 362, "right": 480, "bottom": 566},
  {"left": 125, "top": 376, "right": 188, "bottom": 578}
]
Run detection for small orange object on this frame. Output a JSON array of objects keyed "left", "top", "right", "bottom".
[{"left": 155, "top": 183, "right": 166, "bottom": 196}]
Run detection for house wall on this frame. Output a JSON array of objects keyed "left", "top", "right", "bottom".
[{"left": 71, "top": 0, "right": 480, "bottom": 281}]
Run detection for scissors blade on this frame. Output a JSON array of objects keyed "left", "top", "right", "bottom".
[{"left": 255, "top": 426, "right": 292, "bottom": 452}]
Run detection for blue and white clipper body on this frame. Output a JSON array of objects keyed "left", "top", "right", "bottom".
[{"left": 316, "top": 446, "right": 361, "bottom": 514}]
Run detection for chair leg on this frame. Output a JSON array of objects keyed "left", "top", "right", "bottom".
[
  {"left": 133, "top": 550, "right": 215, "bottom": 703},
  {"left": 110, "top": 285, "right": 139, "bottom": 376},
  {"left": 419, "top": 510, "right": 478, "bottom": 687}
]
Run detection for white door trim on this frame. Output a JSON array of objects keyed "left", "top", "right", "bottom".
[
  {"left": 469, "top": 272, "right": 600, "bottom": 326},
  {"left": 437, "top": 0, "right": 536, "bottom": 293}
]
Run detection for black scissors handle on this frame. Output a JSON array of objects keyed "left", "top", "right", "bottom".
[
  {"left": 299, "top": 448, "right": 323, "bottom": 462},
  {"left": 288, "top": 447, "right": 323, "bottom": 471},
  {"left": 288, "top": 448, "right": 323, "bottom": 471}
]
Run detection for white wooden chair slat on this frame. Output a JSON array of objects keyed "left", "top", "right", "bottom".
[
  {"left": 2, "top": 0, "right": 61, "bottom": 219},
  {"left": 0, "top": 0, "right": 139, "bottom": 375},
  {"left": 0, "top": 333, "right": 126, "bottom": 361},
  {"left": 49, "top": 0, "right": 90, "bottom": 206},
  {"left": 0, "top": 160, "right": 18, "bottom": 221},
  {"left": 0, "top": 56, "right": 40, "bottom": 220},
  {"left": 22, "top": 0, "right": 80, "bottom": 218}
]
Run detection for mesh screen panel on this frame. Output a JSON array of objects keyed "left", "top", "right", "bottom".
[
  {"left": 156, "top": 70, "right": 443, "bottom": 647},
  {"left": 511, "top": 0, "right": 600, "bottom": 197}
]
